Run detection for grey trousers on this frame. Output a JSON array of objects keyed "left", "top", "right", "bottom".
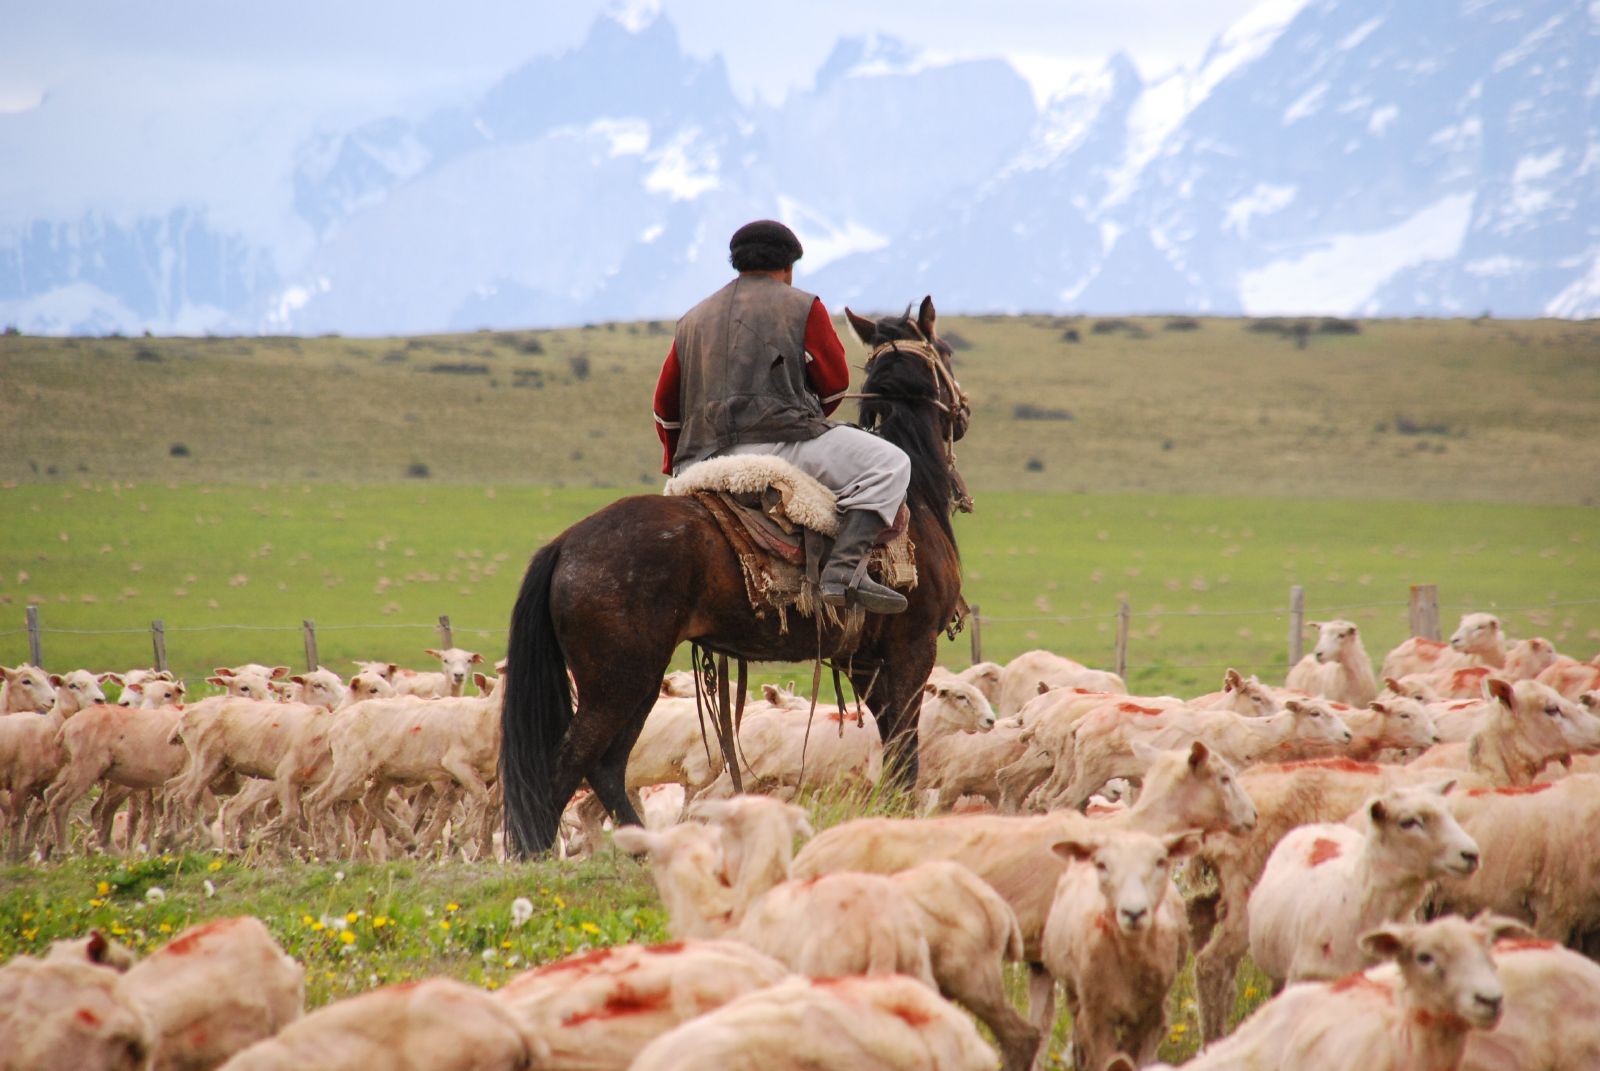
[{"left": 717, "top": 426, "right": 911, "bottom": 528}]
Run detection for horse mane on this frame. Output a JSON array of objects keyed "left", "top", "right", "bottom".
[{"left": 856, "top": 313, "right": 958, "bottom": 546}]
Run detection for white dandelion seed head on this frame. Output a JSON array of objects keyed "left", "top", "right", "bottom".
[{"left": 511, "top": 897, "right": 534, "bottom": 927}]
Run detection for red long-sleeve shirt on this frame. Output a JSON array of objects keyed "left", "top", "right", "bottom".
[{"left": 652, "top": 295, "right": 850, "bottom": 474}]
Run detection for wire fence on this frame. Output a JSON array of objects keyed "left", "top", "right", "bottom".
[{"left": 11, "top": 587, "right": 1600, "bottom": 694}]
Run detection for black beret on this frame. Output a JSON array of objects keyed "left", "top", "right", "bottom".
[{"left": 729, "top": 220, "right": 803, "bottom": 272}]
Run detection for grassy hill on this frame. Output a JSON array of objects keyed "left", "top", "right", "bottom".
[{"left": 4, "top": 315, "right": 1597, "bottom": 502}]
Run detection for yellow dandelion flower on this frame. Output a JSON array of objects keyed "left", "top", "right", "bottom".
[
  {"left": 312, "top": 921, "right": 326, "bottom": 932},
  {"left": 89, "top": 898, "right": 105, "bottom": 908},
  {"left": 158, "top": 923, "right": 172, "bottom": 934},
  {"left": 552, "top": 896, "right": 566, "bottom": 909},
  {"left": 1244, "top": 985, "right": 1260, "bottom": 999},
  {"left": 110, "top": 923, "right": 127, "bottom": 936},
  {"left": 500, "top": 940, "right": 513, "bottom": 949},
  {"left": 345, "top": 912, "right": 359, "bottom": 924},
  {"left": 485, "top": 980, "right": 499, "bottom": 991},
  {"left": 580, "top": 922, "right": 600, "bottom": 936},
  {"left": 207, "top": 859, "right": 224, "bottom": 872},
  {"left": 446, "top": 902, "right": 460, "bottom": 913},
  {"left": 339, "top": 931, "right": 356, "bottom": 945},
  {"left": 439, "top": 920, "right": 451, "bottom": 931},
  {"left": 20, "top": 912, "right": 32, "bottom": 922},
  {"left": 372, "top": 916, "right": 389, "bottom": 929},
  {"left": 96, "top": 881, "right": 110, "bottom": 896},
  {"left": 1170, "top": 1024, "right": 1187, "bottom": 1035},
  {"left": 302, "top": 915, "right": 316, "bottom": 926}
]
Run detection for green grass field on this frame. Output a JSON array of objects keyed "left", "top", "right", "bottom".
[
  {"left": 2, "top": 314, "right": 1597, "bottom": 1067},
  {"left": 3, "top": 483, "right": 1595, "bottom": 694}
]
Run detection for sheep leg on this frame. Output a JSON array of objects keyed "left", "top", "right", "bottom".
[
  {"left": 946, "top": 967, "right": 1041, "bottom": 1071},
  {"left": 1025, "top": 963, "right": 1058, "bottom": 1060},
  {"left": 1195, "top": 897, "right": 1250, "bottom": 1043}
]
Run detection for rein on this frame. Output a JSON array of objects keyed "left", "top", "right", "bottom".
[{"left": 853, "top": 332, "right": 974, "bottom": 513}]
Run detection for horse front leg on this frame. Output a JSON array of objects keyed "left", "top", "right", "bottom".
[{"left": 854, "top": 636, "right": 937, "bottom": 793}]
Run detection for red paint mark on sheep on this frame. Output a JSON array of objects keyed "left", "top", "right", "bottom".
[
  {"left": 1118, "top": 703, "right": 1165, "bottom": 716},
  {"left": 1494, "top": 937, "right": 1557, "bottom": 953},
  {"left": 533, "top": 947, "right": 619, "bottom": 975},
  {"left": 1451, "top": 668, "right": 1491, "bottom": 690},
  {"left": 1308, "top": 838, "right": 1343, "bottom": 866},
  {"left": 1414, "top": 639, "right": 1449, "bottom": 652},
  {"left": 75, "top": 1008, "right": 103, "bottom": 1027},
  {"left": 644, "top": 942, "right": 686, "bottom": 956},
  {"left": 563, "top": 987, "right": 669, "bottom": 1027},
  {"left": 1330, "top": 973, "right": 1392, "bottom": 1000},
  {"left": 1466, "top": 783, "right": 1554, "bottom": 798},
  {"left": 159, "top": 918, "right": 237, "bottom": 956},
  {"left": 887, "top": 1001, "right": 936, "bottom": 1027},
  {"left": 1270, "top": 758, "right": 1381, "bottom": 775},
  {"left": 409, "top": 725, "right": 422, "bottom": 733}
]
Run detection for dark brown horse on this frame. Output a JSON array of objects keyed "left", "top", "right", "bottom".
[{"left": 499, "top": 297, "right": 968, "bottom": 855}]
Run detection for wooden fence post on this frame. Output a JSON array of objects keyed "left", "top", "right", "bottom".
[
  {"left": 25, "top": 605, "right": 42, "bottom": 666},
  {"left": 1409, "top": 584, "right": 1441, "bottom": 641},
  {"left": 151, "top": 620, "right": 168, "bottom": 674},
  {"left": 303, "top": 619, "right": 319, "bottom": 672},
  {"left": 969, "top": 604, "right": 982, "bottom": 665},
  {"left": 1288, "top": 585, "right": 1305, "bottom": 667},
  {"left": 1115, "top": 600, "right": 1131, "bottom": 680},
  {"left": 437, "top": 615, "right": 453, "bottom": 649}
]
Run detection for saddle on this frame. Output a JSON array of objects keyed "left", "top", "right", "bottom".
[{"left": 664, "top": 456, "right": 916, "bottom": 636}]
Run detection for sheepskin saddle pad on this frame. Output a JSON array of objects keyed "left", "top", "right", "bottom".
[{"left": 663, "top": 454, "right": 916, "bottom": 633}]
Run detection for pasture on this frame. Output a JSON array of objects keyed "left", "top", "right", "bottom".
[{"left": 2, "top": 314, "right": 1598, "bottom": 1068}]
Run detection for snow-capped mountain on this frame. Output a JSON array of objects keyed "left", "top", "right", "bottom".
[{"left": 1, "top": 0, "right": 1594, "bottom": 335}]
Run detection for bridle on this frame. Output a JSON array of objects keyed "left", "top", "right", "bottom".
[{"left": 847, "top": 320, "right": 974, "bottom": 513}]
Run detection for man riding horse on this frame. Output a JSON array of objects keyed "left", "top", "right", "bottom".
[{"left": 651, "top": 219, "right": 911, "bottom": 615}]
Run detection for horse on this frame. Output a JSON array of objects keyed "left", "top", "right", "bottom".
[{"left": 499, "top": 296, "right": 969, "bottom": 855}]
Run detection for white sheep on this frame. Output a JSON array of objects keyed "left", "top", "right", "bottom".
[
  {"left": 1459, "top": 935, "right": 1600, "bottom": 1071},
  {"left": 1407, "top": 676, "right": 1600, "bottom": 784},
  {"left": 697, "top": 697, "right": 882, "bottom": 800},
  {"left": 628, "top": 974, "right": 997, "bottom": 1071},
  {"left": 1248, "top": 781, "right": 1479, "bottom": 986},
  {"left": 1381, "top": 612, "right": 1506, "bottom": 680},
  {"left": 1040, "top": 829, "right": 1200, "bottom": 1071},
  {"left": 1192, "top": 668, "right": 1283, "bottom": 716},
  {"left": 388, "top": 647, "right": 484, "bottom": 698},
  {"left": 0, "top": 953, "right": 154, "bottom": 1071},
  {"left": 996, "top": 650, "right": 1126, "bottom": 716},
  {"left": 1286, "top": 619, "right": 1379, "bottom": 708},
  {"left": 915, "top": 676, "right": 999, "bottom": 811},
  {"left": 1431, "top": 774, "right": 1600, "bottom": 948},
  {"left": 1124, "top": 914, "right": 1532, "bottom": 1071},
  {"left": 216, "top": 977, "right": 541, "bottom": 1071},
  {"left": 1052, "top": 697, "right": 1352, "bottom": 811},
  {"left": 495, "top": 939, "right": 791, "bottom": 1071},
  {"left": 1, "top": 663, "right": 57, "bottom": 714}
]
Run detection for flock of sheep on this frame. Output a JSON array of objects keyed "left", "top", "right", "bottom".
[{"left": 3, "top": 610, "right": 1600, "bottom": 1070}]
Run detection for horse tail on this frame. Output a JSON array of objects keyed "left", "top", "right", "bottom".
[{"left": 500, "top": 537, "right": 572, "bottom": 857}]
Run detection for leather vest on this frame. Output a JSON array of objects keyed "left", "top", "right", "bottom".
[{"left": 671, "top": 274, "right": 833, "bottom": 470}]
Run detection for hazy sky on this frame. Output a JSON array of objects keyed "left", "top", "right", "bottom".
[
  {"left": 0, "top": 0, "right": 1267, "bottom": 247},
  {"left": 4, "top": 0, "right": 1266, "bottom": 113}
]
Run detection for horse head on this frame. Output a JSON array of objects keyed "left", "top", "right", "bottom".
[{"left": 845, "top": 296, "right": 972, "bottom": 518}]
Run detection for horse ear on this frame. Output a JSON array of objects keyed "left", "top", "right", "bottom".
[
  {"left": 917, "top": 295, "right": 937, "bottom": 338},
  {"left": 845, "top": 308, "right": 876, "bottom": 345}
]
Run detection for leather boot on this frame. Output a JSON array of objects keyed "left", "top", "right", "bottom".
[{"left": 819, "top": 509, "right": 908, "bottom": 615}]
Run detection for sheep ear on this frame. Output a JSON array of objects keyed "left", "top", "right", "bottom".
[
  {"left": 610, "top": 827, "right": 656, "bottom": 856},
  {"left": 290, "top": 675, "right": 306, "bottom": 685},
  {"left": 99, "top": 673, "right": 122, "bottom": 684},
  {"left": 845, "top": 308, "right": 877, "bottom": 345},
  {"left": 1284, "top": 698, "right": 1305, "bottom": 714},
  {"left": 1369, "top": 798, "right": 1389, "bottom": 826},
  {"left": 469, "top": 652, "right": 484, "bottom": 664},
  {"left": 1187, "top": 740, "right": 1212, "bottom": 770},
  {"left": 1360, "top": 924, "right": 1410, "bottom": 962},
  {"left": 213, "top": 667, "right": 235, "bottom": 677},
  {"left": 423, "top": 648, "right": 442, "bottom": 659},
  {"left": 49, "top": 674, "right": 64, "bottom": 687},
  {"left": 922, "top": 682, "right": 937, "bottom": 696},
  {"left": 1050, "top": 838, "right": 1097, "bottom": 863},
  {"left": 1472, "top": 911, "right": 1534, "bottom": 943},
  {"left": 206, "top": 676, "right": 227, "bottom": 687},
  {"left": 1037, "top": 681, "right": 1051, "bottom": 695},
  {"left": 86, "top": 931, "right": 110, "bottom": 963},
  {"left": 473, "top": 672, "right": 489, "bottom": 691},
  {"left": 1384, "top": 676, "right": 1404, "bottom": 692},
  {"left": 1162, "top": 830, "right": 1204, "bottom": 860},
  {"left": 1486, "top": 677, "right": 1515, "bottom": 708},
  {"left": 1430, "top": 779, "right": 1458, "bottom": 797},
  {"left": 1224, "top": 668, "right": 1242, "bottom": 691},
  {"left": 765, "top": 684, "right": 783, "bottom": 702},
  {"left": 270, "top": 666, "right": 290, "bottom": 679},
  {"left": 1310, "top": 621, "right": 1324, "bottom": 631}
]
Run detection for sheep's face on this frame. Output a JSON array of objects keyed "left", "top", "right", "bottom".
[
  {"left": 345, "top": 671, "right": 394, "bottom": 705},
  {"left": 218, "top": 673, "right": 272, "bottom": 701},
  {"left": 57, "top": 669, "right": 107, "bottom": 710},
  {"left": 1370, "top": 783, "right": 1479, "bottom": 877},
  {"left": 1363, "top": 916, "right": 1524, "bottom": 1030},
  {"left": 1309, "top": 620, "right": 1359, "bottom": 664},
  {"left": 292, "top": 669, "right": 344, "bottom": 710},
  {"left": 1367, "top": 697, "right": 1441, "bottom": 750},
  {"left": 1283, "top": 698, "right": 1354, "bottom": 749},
  {"left": 137, "top": 680, "right": 185, "bottom": 708},
  {"left": 2, "top": 664, "right": 55, "bottom": 712},
  {"left": 1149, "top": 743, "right": 1257, "bottom": 833},
  {"left": 1498, "top": 679, "right": 1600, "bottom": 757},
  {"left": 426, "top": 647, "right": 483, "bottom": 692},
  {"left": 921, "top": 681, "right": 995, "bottom": 734},
  {"left": 1054, "top": 831, "right": 1196, "bottom": 935},
  {"left": 351, "top": 660, "right": 397, "bottom": 682},
  {"left": 1229, "top": 673, "right": 1279, "bottom": 716},
  {"left": 1450, "top": 613, "right": 1501, "bottom": 654}
]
